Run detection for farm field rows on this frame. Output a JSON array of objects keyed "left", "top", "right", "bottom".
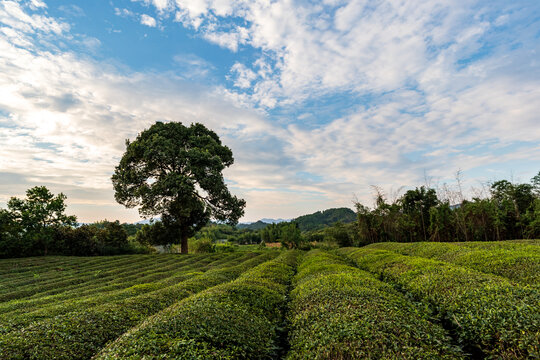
[{"left": 0, "top": 240, "right": 538, "bottom": 359}]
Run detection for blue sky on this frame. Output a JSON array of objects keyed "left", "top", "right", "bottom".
[{"left": 0, "top": 0, "right": 539, "bottom": 222}]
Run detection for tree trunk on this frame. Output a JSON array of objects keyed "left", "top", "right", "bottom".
[{"left": 180, "top": 234, "right": 189, "bottom": 254}]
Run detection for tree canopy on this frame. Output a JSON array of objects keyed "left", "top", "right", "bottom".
[
  {"left": 3, "top": 186, "right": 76, "bottom": 256},
  {"left": 112, "top": 121, "right": 245, "bottom": 253}
]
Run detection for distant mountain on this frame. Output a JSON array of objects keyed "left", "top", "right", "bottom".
[
  {"left": 294, "top": 207, "right": 356, "bottom": 232},
  {"left": 135, "top": 218, "right": 159, "bottom": 225},
  {"left": 237, "top": 208, "right": 356, "bottom": 232},
  {"left": 237, "top": 218, "right": 290, "bottom": 230},
  {"left": 259, "top": 218, "right": 289, "bottom": 224}
]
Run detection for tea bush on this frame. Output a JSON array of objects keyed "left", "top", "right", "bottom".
[
  {"left": 95, "top": 251, "right": 300, "bottom": 360},
  {"left": 341, "top": 248, "right": 540, "bottom": 359},
  {"left": 367, "top": 240, "right": 540, "bottom": 286},
  {"left": 0, "top": 252, "right": 277, "bottom": 360},
  {"left": 286, "top": 250, "right": 464, "bottom": 359}
]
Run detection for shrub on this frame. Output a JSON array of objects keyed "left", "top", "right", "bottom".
[
  {"left": 0, "top": 252, "right": 277, "bottom": 360},
  {"left": 340, "top": 248, "right": 540, "bottom": 359},
  {"left": 95, "top": 251, "right": 300, "bottom": 360},
  {"left": 366, "top": 241, "right": 540, "bottom": 286},
  {"left": 286, "top": 250, "right": 464, "bottom": 359},
  {"left": 0, "top": 254, "right": 235, "bottom": 333},
  {"left": 214, "top": 242, "right": 236, "bottom": 252},
  {"left": 191, "top": 238, "right": 215, "bottom": 253}
]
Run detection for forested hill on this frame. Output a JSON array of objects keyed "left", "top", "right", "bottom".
[
  {"left": 237, "top": 220, "right": 269, "bottom": 230},
  {"left": 294, "top": 207, "right": 356, "bottom": 231}
]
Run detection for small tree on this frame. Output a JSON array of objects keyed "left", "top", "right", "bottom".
[
  {"left": 6, "top": 186, "right": 76, "bottom": 256},
  {"left": 112, "top": 122, "right": 246, "bottom": 253},
  {"left": 280, "top": 222, "right": 303, "bottom": 249},
  {"left": 325, "top": 221, "right": 353, "bottom": 247}
]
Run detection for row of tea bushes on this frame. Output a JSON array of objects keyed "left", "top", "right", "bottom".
[
  {"left": 0, "top": 252, "right": 277, "bottom": 360},
  {"left": 0, "top": 254, "right": 156, "bottom": 286},
  {"left": 0, "top": 253, "right": 229, "bottom": 315},
  {"left": 366, "top": 241, "right": 540, "bottom": 286},
  {"left": 0, "top": 255, "right": 140, "bottom": 295},
  {"left": 340, "top": 248, "right": 540, "bottom": 359},
  {"left": 95, "top": 251, "right": 300, "bottom": 360},
  {"left": 457, "top": 239, "right": 539, "bottom": 250},
  {"left": 0, "top": 257, "right": 190, "bottom": 303},
  {"left": 0, "top": 255, "right": 124, "bottom": 278},
  {"left": 0, "top": 255, "right": 173, "bottom": 301},
  {"left": 285, "top": 250, "right": 464, "bottom": 359},
  {"left": 0, "top": 254, "right": 245, "bottom": 333}
]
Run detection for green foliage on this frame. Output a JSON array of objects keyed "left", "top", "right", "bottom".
[
  {"left": 286, "top": 250, "right": 464, "bottom": 359},
  {"left": 0, "top": 209, "right": 22, "bottom": 258},
  {"left": 0, "top": 252, "right": 277, "bottom": 360},
  {"left": 279, "top": 222, "right": 303, "bottom": 249},
  {"left": 532, "top": 171, "right": 540, "bottom": 196},
  {"left": 525, "top": 198, "right": 540, "bottom": 238},
  {"left": 0, "top": 254, "right": 224, "bottom": 333},
  {"left": 191, "top": 237, "right": 215, "bottom": 253},
  {"left": 237, "top": 220, "right": 270, "bottom": 231},
  {"left": 214, "top": 242, "right": 236, "bottom": 252},
  {"left": 134, "top": 221, "right": 175, "bottom": 247},
  {"left": 341, "top": 247, "right": 540, "bottom": 358},
  {"left": 95, "top": 251, "right": 299, "bottom": 360},
  {"left": 0, "top": 187, "right": 145, "bottom": 258},
  {"left": 112, "top": 121, "right": 246, "bottom": 253},
  {"left": 294, "top": 207, "right": 356, "bottom": 231},
  {"left": 0, "top": 186, "right": 77, "bottom": 257},
  {"left": 259, "top": 222, "right": 306, "bottom": 248},
  {"left": 367, "top": 240, "right": 540, "bottom": 286},
  {"left": 193, "top": 222, "right": 262, "bottom": 245},
  {"left": 323, "top": 221, "right": 355, "bottom": 246},
  {"left": 0, "top": 247, "right": 537, "bottom": 359},
  {"left": 355, "top": 174, "right": 540, "bottom": 244}
]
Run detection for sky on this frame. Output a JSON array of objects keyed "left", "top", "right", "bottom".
[{"left": 0, "top": 0, "right": 539, "bottom": 223}]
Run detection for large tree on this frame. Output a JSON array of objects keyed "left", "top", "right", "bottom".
[{"left": 112, "top": 121, "right": 245, "bottom": 253}]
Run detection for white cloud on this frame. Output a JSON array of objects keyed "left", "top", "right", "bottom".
[
  {"left": 114, "top": 8, "right": 134, "bottom": 18},
  {"left": 173, "top": 53, "right": 215, "bottom": 78},
  {"left": 1, "top": 0, "right": 539, "bottom": 222},
  {"left": 0, "top": 0, "right": 69, "bottom": 35},
  {"left": 28, "top": 0, "right": 46, "bottom": 9},
  {"left": 230, "top": 62, "right": 256, "bottom": 88},
  {"left": 0, "top": 1, "right": 294, "bottom": 222},
  {"left": 140, "top": 14, "right": 157, "bottom": 27},
  {"left": 132, "top": 0, "right": 540, "bottom": 201}
]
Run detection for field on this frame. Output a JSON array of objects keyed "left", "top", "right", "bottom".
[{"left": 0, "top": 240, "right": 538, "bottom": 359}]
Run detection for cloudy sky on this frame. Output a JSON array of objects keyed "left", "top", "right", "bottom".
[{"left": 0, "top": 0, "right": 539, "bottom": 223}]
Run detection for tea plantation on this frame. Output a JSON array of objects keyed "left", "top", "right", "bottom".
[{"left": 0, "top": 240, "right": 538, "bottom": 359}]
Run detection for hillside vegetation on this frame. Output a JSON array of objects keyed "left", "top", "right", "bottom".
[
  {"left": 0, "top": 239, "right": 538, "bottom": 359},
  {"left": 294, "top": 207, "right": 356, "bottom": 231}
]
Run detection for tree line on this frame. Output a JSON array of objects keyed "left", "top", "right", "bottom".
[
  {"left": 0, "top": 186, "right": 150, "bottom": 258},
  {"left": 355, "top": 172, "right": 540, "bottom": 244},
  {"left": 2, "top": 118, "right": 539, "bottom": 257}
]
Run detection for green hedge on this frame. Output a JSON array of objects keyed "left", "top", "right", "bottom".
[
  {"left": 0, "top": 252, "right": 277, "bottom": 360},
  {"left": 0, "top": 254, "right": 245, "bottom": 333},
  {"left": 0, "top": 255, "right": 134, "bottom": 293},
  {"left": 0, "top": 255, "right": 162, "bottom": 301},
  {"left": 286, "top": 250, "right": 463, "bottom": 359},
  {"left": 95, "top": 250, "right": 300, "bottom": 360},
  {"left": 0, "top": 253, "right": 229, "bottom": 315},
  {"left": 366, "top": 241, "right": 540, "bottom": 286},
  {"left": 340, "top": 248, "right": 540, "bottom": 359}
]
